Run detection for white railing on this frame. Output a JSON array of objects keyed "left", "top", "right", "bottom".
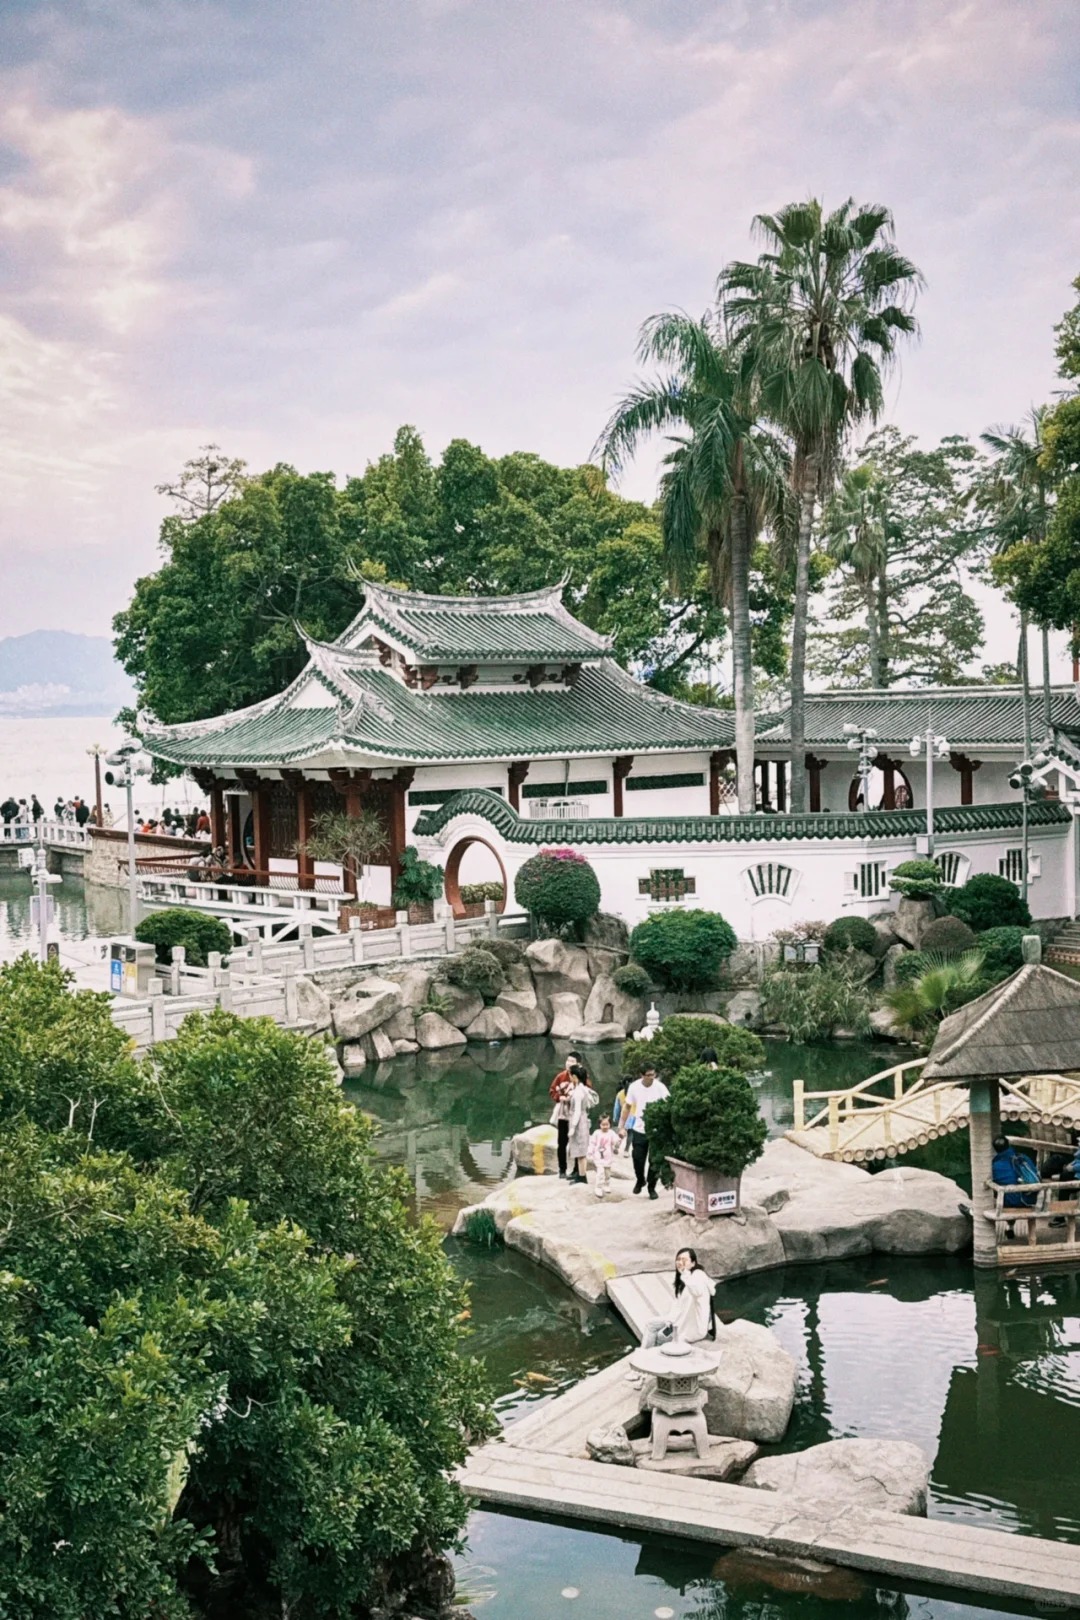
[
  {"left": 136, "top": 872, "right": 347, "bottom": 942},
  {"left": 527, "top": 798, "right": 590, "bottom": 819},
  {"left": 0, "top": 819, "right": 91, "bottom": 849}
]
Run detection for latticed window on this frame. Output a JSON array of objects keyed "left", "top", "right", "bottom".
[
  {"left": 638, "top": 868, "right": 696, "bottom": 901},
  {"left": 846, "top": 860, "right": 888, "bottom": 900},
  {"left": 999, "top": 848, "right": 1025, "bottom": 883},
  {"left": 938, "top": 851, "right": 963, "bottom": 886},
  {"left": 745, "top": 862, "right": 794, "bottom": 899}
]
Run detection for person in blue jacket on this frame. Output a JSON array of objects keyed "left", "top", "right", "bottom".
[{"left": 991, "top": 1135, "right": 1039, "bottom": 1208}]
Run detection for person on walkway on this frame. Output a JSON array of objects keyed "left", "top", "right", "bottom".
[
  {"left": 74, "top": 797, "right": 91, "bottom": 828},
  {"left": 102, "top": 802, "right": 114, "bottom": 827},
  {"left": 30, "top": 795, "right": 43, "bottom": 824},
  {"left": 639, "top": 1248, "right": 716, "bottom": 1353},
  {"left": 549, "top": 1052, "right": 583, "bottom": 1179},
  {"left": 624, "top": 1063, "right": 670, "bottom": 1199},
  {"left": 587, "top": 1114, "right": 620, "bottom": 1199},
  {"left": 565, "top": 1064, "right": 599, "bottom": 1186},
  {"left": 1, "top": 794, "right": 17, "bottom": 826},
  {"left": 52, "top": 795, "right": 65, "bottom": 820},
  {"left": 196, "top": 808, "right": 211, "bottom": 837}
]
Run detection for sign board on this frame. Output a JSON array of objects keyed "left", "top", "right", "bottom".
[
  {"left": 110, "top": 957, "right": 123, "bottom": 993},
  {"left": 674, "top": 1186, "right": 696, "bottom": 1213},
  {"left": 46, "top": 941, "right": 60, "bottom": 964},
  {"left": 707, "top": 1188, "right": 738, "bottom": 1215},
  {"left": 29, "top": 895, "right": 55, "bottom": 929}
]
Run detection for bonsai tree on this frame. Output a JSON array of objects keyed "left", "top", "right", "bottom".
[
  {"left": 645, "top": 1063, "right": 768, "bottom": 1186},
  {"left": 297, "top": 808, "right": 389, "bottom": 896},
  {"left": 946, "top": 872, "right": 1031, "bottom": 931},
  {"left": 888, "top": 858, "right": 944, "bottom": 899},
  {"left": 391, "top": 845, "right": 444, "bottom": 910},
  {"left": 135, "top": 907, "right": 234, "bottom": 966},
  {"left": 629, "top": 909, "right": 737, "bottom": 991},
  {"left": 514, "top": 847, "right": 600, "bottom": 936},
  {"left": 622, "top": 1014, "right": 764, "bottom": 1082}
]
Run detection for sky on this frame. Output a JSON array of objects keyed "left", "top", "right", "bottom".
[{"left": 0, "top": 0, "right": 1078, "bottom": 673}]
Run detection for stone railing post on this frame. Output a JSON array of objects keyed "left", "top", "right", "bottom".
[
  {"left": 246, "top": 926, "right": 263, "bottom": 975},
  {"left": 349, "top": 914, "right": 365, "bottom": 964},
  {"left": 283, "top": 962, "right": 299, "bottom": 1024},
  {"left": 396, "top": 909, "right": 411, "bottom": 958},
  {"left": 438, "top": 901, "right": 456, "bottom": 955},
  {"left": 216, "top": 967, "right": 232, "bottom": 1013},
  {"left": 148, "top": 979, "right": 166, "bottom": 1044},
  {"left": 484, "top": 897, "right": 498, "bottom": 938},
  {"left": 792, "top": 1079, "right": 804, "bottom": 1131},
  {"left": 207, "top": 951, "right": 223, "bottom": 978},
  {"left": 299, "top": 920, "right": 315, "bottom": 972},
  {"left": 169, "top": 944, "right": 185, "bottom": 997}
]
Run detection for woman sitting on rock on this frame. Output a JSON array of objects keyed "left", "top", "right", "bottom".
[{"left": 642, "top": 1247, "right": 715, "bottom": 1347}]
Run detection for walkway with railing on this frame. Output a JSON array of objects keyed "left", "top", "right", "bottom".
[{"left": 0, "top": 819, "right": 90, "bottom": 851}]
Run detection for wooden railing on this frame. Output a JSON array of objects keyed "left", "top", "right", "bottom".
[
  {"left": 987, "top": 1176, "right": 1080, "bottom": 1254},
  {"left": 793, "top": 1058, "right": 928, "bottom": 1133}
]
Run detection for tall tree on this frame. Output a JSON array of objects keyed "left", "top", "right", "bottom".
[
  {"left": 821, "top": 463, "right": 889, "bottom": 684},
  {"left": 721, "top": 199, "right": 922, "bottom": 810},
  {"left": 982, "top": 407, "right": 1056, "bottom": 730},
  {"left": 596, "top": 312, "right": 790, "bottom": 812}
]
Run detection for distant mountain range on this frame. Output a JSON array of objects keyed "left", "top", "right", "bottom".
[{"left": 0, "top": 632, "right": 134, "bottom": 718}]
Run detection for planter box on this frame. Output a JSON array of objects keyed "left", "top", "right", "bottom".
[{"left": 667, "top": 1157, "right": 741, "bottom": 1221}]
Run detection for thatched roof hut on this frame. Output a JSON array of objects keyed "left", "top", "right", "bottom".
[{"left": 921, "top": 964, "right": 1080, "bottom": 1085}]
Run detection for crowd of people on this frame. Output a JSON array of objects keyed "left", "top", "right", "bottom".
[{"left": 0, "top": 794, "right": 212, "bottom": 838}]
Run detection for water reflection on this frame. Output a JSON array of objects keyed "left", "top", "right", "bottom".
[{"left": 0, "top": 871, "right": 128, "bottom": 964}]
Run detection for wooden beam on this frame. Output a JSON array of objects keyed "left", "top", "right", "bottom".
[
  {"left": 612, "top": 756, "right": 634, "bottom": 818},
  {"left": 283, "top": 770, "right": 314, "bottom": 891},
  {"left": 806, "top": 754, "right": 828, "bottom": 814},
  {"left": 391, "top": 768, "right": 414, "bottom": 882},
  {"left": 458, "top": 665, "right": 479, "bottom": 690},
  {"left": 209, "top": 778, "right": 225, "bottom": 848},
  {"left": 508, "top": 761, "right": 531, "bottom": 812},
  {"left": 949, "top": 752, "right": 982, "bottom": 807}
]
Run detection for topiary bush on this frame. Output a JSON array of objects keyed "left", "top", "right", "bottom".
[
  {"left": 920, "top": 915, "right": 978, "bottom": 956},
  {"left": 977, "top": 925, "right": 1028, "bottom": 980},
  {"left": 823, "top": 915, "right": 877, "bottom": 955},
  {"left": 622, "top": 1014, "right": 764, "bottom": 1083},
  {"left": 514, "top": 847, "right": 600, "bottom": 936},
  {"left": 135, "top": 907, "right": 235, "bottom": 967},
  {"left": 613, "top": 962, "right": 652, "bottom": 998},
  {"left": 947, "top": 873, "right": 1031, "bottom": 931},
  {"left": 629, "top": 909, "right": 737, "bottom": 992},
  {"left": 442, "top": 946, "right": 505, "bottom": 1003},
  {"left": 888, "top": 858, "right": 944, "bottom": 899},
  {"left": 644, "top": 1063, "right": 768, "bottom": 1185}
]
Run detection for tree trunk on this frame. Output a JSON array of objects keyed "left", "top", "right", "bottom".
[
  {"left": 728, "top": 498, "right": 755, "bottom": 813},
  {"left": 1042, "top": 622, "right": 1052, "bottom": 732},
  {"left": 875, "top": 563, "right": 889, "bottom": 686},
  {"left": 788, "top": 470, "right": 816, "bottom": 814},
  {"left": 864, "top": 578, "right": 880, "bottom": 690}
]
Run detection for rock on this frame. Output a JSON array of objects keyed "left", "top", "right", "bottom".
[
  {"left": 722, "top": 990, "right": 761, "bottom": 1026},
  {"left": 295, "top": 976, "right": 332, "bottom": 1030},
  {"left": 525, "top": 938, "right": 593, "bottom": 1015},
  {"left": 586, "top": 1423, "right": 635, "bottom": 1466},
  {"left": 382, "top": 964, "right": 433, "bottom": 1008},
  {"left": 364, "top": 1025, "right": 397, "bottom": 1063},
  {"left": 436, "top": 983, "right": 485, "bottom": 1030},
  {"left": 582, "top": 974, "right": 645, "bottom": 1036},
  {"left": 892, "top": 896, "right": 935, "bottom": 948},
  {"left": 384, "top": 1007, "right": 418, "bottom": 1042},
  {"left": 869, "top": 1004, "right": 905, "bottom": 1040},
  {"left": 512, "top": 1124, "right": 559, "bottom": 1175},
  {"left": 586, "top": 945, "right": 628, "bottom": 980},
  {"left": 583, "top": 911, "right": 630, "bottom": 951},
  {"left": 415, "top": 1011, "right": 468, "bottom": 1051},
  {"left": 724, "top": 941, "right": 772, "bottom": 985},
  {"left": 696, "top": 1319, "right": 797, "bottom": 1442},
  {"left": 548, "top": 992, "right": 585, "bottom": 1038},
  {"left": 569, "top": 1022, "right": 626, "bottom": 1044},
  {"left": 631, "top": 1436, "right": 758, "bottom": 1480},
  {"left": 503, "top": 960, "right": 536, "bottom": 993},
  {"left": 495, "top": 985, "right": 549, "bottom": 1036},
  {"left": 464, "top": 1006, "right": 515, "bottom": 1042},
  {"left": 331, "top": 976, "right": 403, "bottom": 1041},
  {"left": 742, "top": 1437, "right": 930, "bottom": 1515},
  {"left": 882, "top": 943, "right": 908, "bottom": 990},
  {"left": 393, "top": 1038, "right": 419, "bottom": 1055},
  {"left": 340, "top": 1041, "right": 367, "bottom": 1077},
  {"left": 870, "top": 918, "right": 900, "bottom": 958}
]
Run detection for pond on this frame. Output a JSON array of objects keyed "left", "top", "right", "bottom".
[
  {"left": 0, "top": 870, "right": 129, "bottom": 965},
  {"left": 357, "top": 1041, "right": 1080, "bottom": 1620}
]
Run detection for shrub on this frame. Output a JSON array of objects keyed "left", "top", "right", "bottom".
[
  {"left": 483, "top": 937, "right": 525, "bottom": 969},
  {"left": 888, "top": 858, "right": 945, "bottom": 899},
  {"left": 920, "top": 915, "right": 977, "bottom": 956},
  {"left": 460, "top": 1208, "right": 503, "bottom": 1248},
  {"left": 884, "top": 951, "right": 990, "bottom": 1037},
  {"left": 622, "top": 1015, "right": 764, "bottom": 1083},
  {"left": 629, "top": 909, "right": 737, "bottom": 992},
  {"left": 759, "top": 964, "right": 873, "bottom": 1044},
  {"left": 947, "top": 873, "right": 1031, "bottom": 931},
  {"left": 771, "top": 919, "right": 828, "bottom": 947},
  {"left": 391, "top": 845, "right": 444, "bottom": 908},
  {"left": 613, "top": 962, "right": 652, "bottom": 998},
  {"left": 442, "top": 946, "right": 505, "bottom": 1002},
  {"left": 644, "top": 1063, "right": 768, "bottom": 1184},
  {"left": 135, "top": 907, "right": 234, "bottom": 967},
  {"left": 977, "top": 925, "right": 1028, "bottom": 980},
  {"left": 894, "top": 950, "right": 931, "bottom": 985},
  {"left": 514, "top": 847, "right": 600, "bottom": 935},
  {"left": 823, "top": 915, "right": 877, "bottom": 955},
  {"left": 459, "top": 881, "right": 505, "bottom": 904}
]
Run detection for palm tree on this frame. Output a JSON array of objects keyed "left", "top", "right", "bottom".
[
  {"left": 884, "top": 951, "right": 987, "bottom": 1040},
  {"left": 596, "top": 312, "right": 790, "bottom": 813},
  {"left": 721, "top": 200, "right": 922, "bottom": 811},
  {"left": 823, "top": 462, "right": 890, "bottom": 685},
  {"left": 982, "top": 408, "right": 1054, "bottom": 732}
]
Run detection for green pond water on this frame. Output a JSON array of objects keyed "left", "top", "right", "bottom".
[
  {"left": 352, "top": 1039, "right": 1080, "bottom": 1620},
  {"left": 0, "top": 870, "right": 129, "bottom": 962}
]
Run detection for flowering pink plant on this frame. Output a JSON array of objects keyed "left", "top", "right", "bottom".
[{"left": 539, "top": 846, "right": 587, "bottom": 863}]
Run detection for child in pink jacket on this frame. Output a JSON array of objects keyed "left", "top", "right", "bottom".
[{"left": 587, "top": 1115, "right": 620, "bottom": 1199}]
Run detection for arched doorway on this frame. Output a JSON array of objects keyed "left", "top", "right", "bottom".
[
  {"left": 848, "top": 760, "right": 915, "bottom": 812},
  {"left": 444, "top": 836, "right": 508, "bottom": 917}
]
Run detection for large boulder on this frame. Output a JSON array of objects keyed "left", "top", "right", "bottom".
[
  {"left": 525, "top": 938, "right": 593, "bottom": 1015},
  {"left": 586, "top": 945, "right": 628, "bottom": 981},
  {"left": 723, "top": 990, "right": 761, "bottom": 1027},
  {"left": 892, "top": 897, "right": 935, "bottom": 949},
  {"left": 295, "top": 976, "right": 332, "bottom": 1031},
  {"left": 340, "top": 1041, "right": 367, "bottom": 1078},
  {"left": 363, "top": 1025, "right": 397, "bottom": 1064},
  {"left": 503, "top": 959, "right": 536, "bottom": 993},
  {"left": 382, "top": 964, "right": 434, "bottom": 1009},
  {"left": 383, "top": 1006, "right": 418, "bottom": 1043},
  {"left": 696, "top": 1319, "right": 796, "bottom": 1442},
  {"left": 548, "top": 992, "right": 586, "bottom": 1038},
  {"left": 415, "top": 1011, "right": 468, "bottom": 1051},
  {"left": 882, "top": 943, "right": 908, "bottom": 990},
  {"left": 582, "top": 973, "right": 645, "bottom": 1037},
  {"left": 586, "top": 1424, "right": 635, "bottom": 1466},
  {"left": 632, "top": 1436, "right": 758, "bottom": 1481},
  {"left": 840, "top": 948, "right": 877, "bottom": 986},
  {"left": 512, "top": 1124, "right": 559, "bottom": 1175},
  {"left": 495, "top": 985, "right": 549, "bottom": 1036},
  {"left": 393, "top": 1038, "right": 419, "bottom": 1055},
  {"left": 742, "top": 1437, "right": 930, "bottom": 1515},
  {"left": 583, "top": 912, "right": 630, "bottom": 952},
  {"left": 569, "top": 1022, "right": 626, "bottom": 1045},
  {"left": 869, "top": 1004, "right": 905, "bottom": 1040},
  {"left": 437, "top": 983, "right": 485, "bottom": 1029},
  {"left": 870, "top": 918, "right": 901, "bottom": 958},
  {"left": 464, "top": 1006, "right": 515, "bottom": 1042},
  {"left": 331, "top": 976, "right": 403, "bottom": 1042}
]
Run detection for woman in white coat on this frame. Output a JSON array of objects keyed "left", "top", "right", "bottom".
[{"left": 565, "top": 1065, "right": 599, "bottom": 1186}]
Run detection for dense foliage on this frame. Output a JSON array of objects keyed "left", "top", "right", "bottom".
[
  {"left": 759, "top": 964, "right": 873, "bottom": 1044},
  {"left": 459, "top": 881, "right": 505, "bottom": 904},
  {"left": 441, "top": 946, "right": 505, "bottom": 1003},
  {"left": 514, "top": 848, "right": 601, "bottom": 936},
  {"left": 888, "top": 859, "right": 944, "bottom": 899},
  {"left": 481, "top": 937, "right": 526, "bottom": 970},
  {"left": 629, "top": 909, "right": 737, "bottom": 991},
  {"left": 644, "top": 1063, "right": 768, "bottom": 1182},
  {"left": 0, "top": 958, "right": 491, "bottom": 1620},
  {"left": 135, "top": 907, "right": 235, "bottom": 967},
  {"left": 946, "top": 873, "right": 1031, "bottom": 931},
  {"left": 622, "top": 1015, "right": 764, "bottom": 1083},
  {"left": 391, "top": 845, "right": 444, "bottom": 908},
  {"left": 822, "top": 915, "right": 877, "bottom": 955},
  {"left": 977, "top": 925, "right": 1028, "bottom": 979},
  {"left": 920, "top": 915, "right": 978, "bottom": 956},
  {"left": 885, "top": 952, "right": 991, "bottom": 1037},
  {"left": 612, "top": 962, "right": 652, "bottom": 997}
]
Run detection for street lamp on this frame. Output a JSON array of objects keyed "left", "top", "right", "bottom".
[
  {"left": 843, "top": 723, "right": 879, "bottom": 812},
  {"left": 104, "top": 744, "right": 153, "bottom": 931},
  {"left": 1009, "top": 748, "right": 1050, "bottom": 906},
  {"left": 87, "top": 743, "right": 106, "bottom": 827},
  {"left": 909, "top": 717, "right": 950, "bottom": 855},
  {"left": 18, "top": 826, "right": 62, "bottom": 964}
]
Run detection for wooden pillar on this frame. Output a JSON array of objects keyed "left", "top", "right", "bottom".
[
  {"left": 807, "top": 755, "right": 827, "bottom": 814},
  {"left": 508, "top": 761, "right": 530, "bottom": 812},
  {"left": 881, "top": 755, "right": 897, "bottom": 811},
  {"left": 391, "top": 768, "right": 415, "bottom": 883},
  {"left": 612, "top": 756, "right": 634, "bottom": 818},
  {"left": 775, "top": 760, "right": 787, "bottom": 814},
  {"left": 758, "top": 761, "right": 772, "bottom": 811},
  {"left": 709, "top": 750, "right": 734, "bottom": 816},
  {"left": 969, "top": 1077, "right": 1001, "bottom": 1269},
  {"left": 209, "top": 779, "right": 225, "bottom": 848},
  {"left": 329, "top": 767, "right": 372, "bottom": 897},
  {"left": 248, "top": 780, "right": 271, "bottom": 880},
  {"left": 284, "top": 771, "right": 315, "bottom": 891},
  {"left": 950, "top": 753, "right": 981, "bottom": 807}
]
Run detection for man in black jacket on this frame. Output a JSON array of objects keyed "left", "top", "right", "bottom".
[{"left": 0, "top": 795, "right": 17, "bottom": 825}]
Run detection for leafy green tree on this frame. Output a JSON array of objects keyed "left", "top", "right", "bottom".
[
  {"left": 597, "top": 312, "right": 791, "bottom": 811},
  {"left": 722, "top": 199, "right": 922, "bottom": 808}
]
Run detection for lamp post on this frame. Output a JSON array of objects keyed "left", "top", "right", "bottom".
[
  {"left": 20, "top": 822, "right": 62, "bottom": 963},
  {"left": 104, "top": 744, "right": 152, "bottom": 931},
  {"left": 1009, "top": 749, "right": 1050, "bottom": 907},
  {"left": 909, "top": 716, "right": 950, "bottom": 855},
  {"left": 87, "top": 743, "right": 105, "bottom": 827},
  {"left": 843, "top": 723, "right": 878, "bottom": 812}
]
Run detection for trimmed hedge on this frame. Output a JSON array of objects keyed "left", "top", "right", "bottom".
[
  {"left": 644, "top": 1063, "right": 768, "bottom": 1182},
  {"left": 622, "top": 1014, "right": 764, "bottom": 1083},
  {"left": 920, "top": 916, "right": 977, "bottom": 956},
  {"left": 977, "top": 925, "right": 1028, "bottom": 980},
  {"left": 823, "top": 915, "right": 877, "bottom": 955},
  {"left": 629, "top": 909, "right": 737, "bottom": 992},
  {"left": 612, "top": 962, "right": 652, "bottom": 998},
  {"left": 947, "top": 873, "right": 1031, "bottom": 931},
  {"left": 135, "top": 908, "right": 234, "bottom": 967},
  {"left": 459, "top": 881, "right": 505, "bottom": 904},
  {"left": 514, "top": 848, "right": 600, "bottom": 935}
]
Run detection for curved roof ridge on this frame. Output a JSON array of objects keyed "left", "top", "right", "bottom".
[{"left": 363, "top": 576, "right": 570, "bottom": 614}]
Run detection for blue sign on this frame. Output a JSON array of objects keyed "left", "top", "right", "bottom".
[{"left": 110, "top": 958, "right": 123, "bottom": 993}]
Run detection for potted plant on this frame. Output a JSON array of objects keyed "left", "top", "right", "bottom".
[
  {"left": 295, "top": 808, "right": 389, "bottom": 931},
  {"left": 391, "top": 845, "right": 445, "bottom": 922},
  {"left": 644, "top": 1063, "right": 768, "bottom": 1220}
]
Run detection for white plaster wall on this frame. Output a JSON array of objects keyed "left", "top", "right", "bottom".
[{"left": 621, "top": 751, "right": 713, "bottom": 819}]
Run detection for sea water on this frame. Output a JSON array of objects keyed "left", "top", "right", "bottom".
[{"left": 0, "top": 715, "right": 195, "bottom": 818}]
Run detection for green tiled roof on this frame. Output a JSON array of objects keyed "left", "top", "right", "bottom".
[
  {"left": 343, "top": 581, "right": 610, "bottom": 662},
  {"left": 756, "top": 687, "right": 1080, "bottom": 748},
  {"left": 414, "top": 790, "right": 1071, "bottom": 845},
  {"left": 146, "top": 661, "right": 735, "bottom": 768}
]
